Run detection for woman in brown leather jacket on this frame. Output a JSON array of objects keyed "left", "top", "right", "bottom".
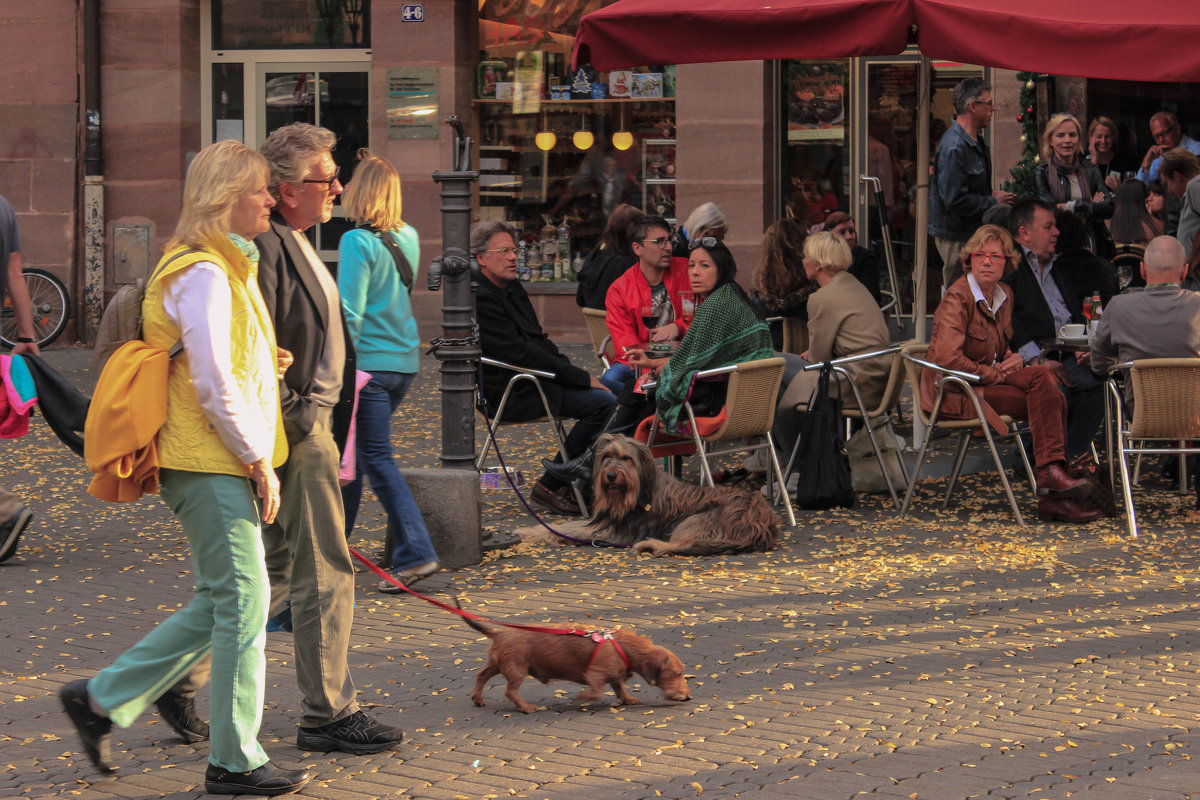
[{"left": 923, "top": 224, "right": 1100, "bottom": 523}]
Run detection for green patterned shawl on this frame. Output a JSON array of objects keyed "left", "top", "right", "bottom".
[{"left": 655, "top": 284, "right": 774, "bottom": 433}]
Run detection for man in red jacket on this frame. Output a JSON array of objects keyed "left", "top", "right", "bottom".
[{"left": 602, "top": 214, "right": 693, "bottom": 392}]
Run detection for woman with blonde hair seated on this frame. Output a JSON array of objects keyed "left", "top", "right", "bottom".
[
  {"left": 774, "top": 231, "right": 890, "bottom": 456},
  {"left": 923, "top": 224, "right": 1099, "bottom": 523}
]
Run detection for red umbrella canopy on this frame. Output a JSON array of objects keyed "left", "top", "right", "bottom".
[
  {"left": 572, "top": 0, "right": 913, "bottom": 70},
  {"left": 914, "top": 0, "right": 1200, "bottom": 83}
]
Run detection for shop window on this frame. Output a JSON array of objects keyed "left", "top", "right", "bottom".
[
  {"left": 780, "top": 59, "right": 851, "bottom": 226},
  {"left": 213, "top": 0, "right": 370, "bottom": 49},
  {"left": 476, "top": 0, "right": 676, "bottom": 282}
]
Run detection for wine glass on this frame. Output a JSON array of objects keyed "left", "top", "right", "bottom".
[{"left": 640, "top": 305, "right": 659, "bottom": 338}]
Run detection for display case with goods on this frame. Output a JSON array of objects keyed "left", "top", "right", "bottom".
[
  {"left": 781, "top": 59, "right": 851, "bottom": 223},
  {"left": 641, "top": 138, "right": 676, "bottom": 222}
]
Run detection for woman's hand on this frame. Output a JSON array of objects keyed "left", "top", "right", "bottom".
[
  {"left": 1104, "top": 173, "right": 1121, "bottom": 191},
  {"left": 275, "top": 347, "right": 294, "bottom": 380},
  {"left": 650, "top": 322, "right": 679, "bottom": 342},
  {"left": 248, "top": 458, "right": 281, "bottom": 525},
  {"left": 625, "top": 348, "right": 653, "bottom": 369},
  {"left": 1092, "top": 191, "right": 1107, "bottom": 203},
  {"left": 996, "top": 352, "right": 1024, "bottom": 376}
]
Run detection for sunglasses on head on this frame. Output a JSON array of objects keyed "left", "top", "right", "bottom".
[{"left": 688, "top": 236, "right": 720, "bottom": 251}]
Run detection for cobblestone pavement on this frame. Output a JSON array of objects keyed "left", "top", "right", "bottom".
[{"left": 3, "top": 345, "right": 1200, "bottom": 800}]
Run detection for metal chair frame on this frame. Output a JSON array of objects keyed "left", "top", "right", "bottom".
[
  {"left": 644, "top": 357, "right": 797, "bottom": 526},
  {"left": 475, "top": 356, "right": 588, "bottom": 516},
  {"left": 783, "top": 344, "right": 911, "bottom": 507},
  {"left": 1105, "top": 358, "right": 1200, "bottom": 538},
  {"left": 861, "top": 175, "right": 904, "bottom": 332},
  {"left": 898, "top": 347, "right": 1037, "bottom": 525}
]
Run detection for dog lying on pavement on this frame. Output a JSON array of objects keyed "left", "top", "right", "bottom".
[{"left": 462, "top": 611, "right": 691, "bottom": 713}]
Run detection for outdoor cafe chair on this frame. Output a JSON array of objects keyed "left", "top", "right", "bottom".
[
  {"left": 581, "top": 307, "right": 616, "bottom": 371},
  {"left": 899, "top": 344, "right": 1037, "bottom": 525},
  {"left": 475, "top": 356, "right": 588, "bottom": 516},
  {"left": 783, "top": 343, "right": 914, "bottom": 507},
  {"left": 1105, "top": 358, "right": 1200, "bottom": 538},
  {"left": 642, "top": 356, "right": 796, "bottom": 526}
]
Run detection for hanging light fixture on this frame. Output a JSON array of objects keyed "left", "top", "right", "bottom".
[
  {"left": 572, "top": 112, "right": 594, "bottom": 150},
  {"left": 535, "top": 111, "right": 556, "bottom": 151},
  {"left": 612, "top": 103, "right": 633, "bottom": 151}
]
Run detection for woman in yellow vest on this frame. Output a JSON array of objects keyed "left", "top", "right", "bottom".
[{"left": 59, "top": 141, "right": 310, "bottom": 795}]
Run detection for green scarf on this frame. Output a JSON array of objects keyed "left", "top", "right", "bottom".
[
  {"left": 656, "top": 283, "right": 774, "bottom": 433},
  {"left": 228, "top": 233, "right": 260, "bottom": 265}
]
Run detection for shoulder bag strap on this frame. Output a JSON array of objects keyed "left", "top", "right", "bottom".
[{"left": 367, "top": 226, "right": 414, "bottom": 292}]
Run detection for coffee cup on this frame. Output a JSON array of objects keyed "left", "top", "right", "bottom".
[{"left": 1059, "top": 323, "right": 1086, "bottom": 338}]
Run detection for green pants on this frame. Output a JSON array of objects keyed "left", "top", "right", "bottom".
[{"left": 87, "top": 469, "right": 270, "bottom": 772}]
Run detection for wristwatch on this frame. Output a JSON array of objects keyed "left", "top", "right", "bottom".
[{"left": 16, "top": 337, "right": 35, "bottom": 343}]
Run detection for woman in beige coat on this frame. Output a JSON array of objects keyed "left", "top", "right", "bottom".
[{"left": 774, "top": 232, "right": 890, "bottom": 455}]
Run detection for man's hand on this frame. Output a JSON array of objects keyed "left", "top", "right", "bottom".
[
  {"left": 248, "top": 458, "right": 281, "bottom": 525},
  {"left": 275, "top": 347, "right": 294, "bottom": 380},
  {"left": 1143, "top": 144, "right": 1164, "bottom": 169},
  {"left": 993, "top": 190, "right": 1016, "bottom": 205},
  {"left": 1046, "top": 360, "right": 1074, "bottom": 389},
  {"left": 11, "top": 341, "right": 40, "bottom": 356},
  {"left": 1076, "top": 350, "right": 1092, "bottom": 367},
  {"left": 589, "top": 376, "right": 612, "bottom": 393},
  {"left": 650, "top": 322, "right": 679, "bottom": 342}
]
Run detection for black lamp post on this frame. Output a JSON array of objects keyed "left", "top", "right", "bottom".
[
  {"left": 343, "top": 0, "right": 365, "bottom": 46},
  {"left": 314, "top": 0, "right": 342, "bottom": 46}
]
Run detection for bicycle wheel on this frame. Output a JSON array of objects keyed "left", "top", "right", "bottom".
[{"left": 0, "top": 268, "right": 71, "bottom": 348}]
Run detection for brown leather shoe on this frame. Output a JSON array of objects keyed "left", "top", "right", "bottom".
[
  {"left": 1038, "top": 496, "right": 1103, "bottom": 523},
  {"left": 530, "top": 482, "right": 581, "bottom": 516},
  {"left": 1037, "top": 462, "right": 1093, "bottom": 499}
]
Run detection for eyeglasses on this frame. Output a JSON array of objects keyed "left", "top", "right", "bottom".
[
  {"left": 688, "top": 236, "right": 719, "bottom": 251},
  {"left": 971, "top": 252, "right": 1005, "bottom": 264},
  {"left": 640, "top": 236, "right": 671, "bottom": 248},
  {"left": 972, "top": 99, "right": 994, "bottom": 108},
  {"left": 301, "top": 172, "right": 341, "bottom": 190},
  {"left": 481, "top": 247, "right": 516, "bottom": 256}
]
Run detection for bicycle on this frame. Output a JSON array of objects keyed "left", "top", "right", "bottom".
[{"left": 1, "top": 268, "right": 71, "bottom": 349}]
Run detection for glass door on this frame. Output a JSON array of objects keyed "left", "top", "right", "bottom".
[{"left": 253, "top": 63, "right": 369, "bottom": 259}]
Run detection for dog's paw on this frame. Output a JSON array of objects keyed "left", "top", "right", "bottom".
[{"left": 632, "top": 539, "right": 671, "bottom": 557}]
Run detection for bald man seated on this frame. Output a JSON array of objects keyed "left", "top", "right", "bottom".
[{"left": 1090, "top": 235, "right": 1200, "bottom": 387}]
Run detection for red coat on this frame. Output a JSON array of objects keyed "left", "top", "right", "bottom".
[{"left": 604, "top": 257, "right": 693, "bottom": 366}]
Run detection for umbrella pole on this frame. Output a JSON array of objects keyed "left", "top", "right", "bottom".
[{"left": 913, "top": 55, "right": 931, "bottom": 342}]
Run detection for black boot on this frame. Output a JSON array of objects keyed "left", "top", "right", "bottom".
[{"left": 542, "top": 448, "right": 595, "bottom": 485}]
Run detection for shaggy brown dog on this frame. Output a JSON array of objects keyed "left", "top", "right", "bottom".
[
  {"left": 520, "top": 434, "right": 780, "bottom": 556},
  {"left": 464, "top": 614, "right": 691, "bottom": 713}
]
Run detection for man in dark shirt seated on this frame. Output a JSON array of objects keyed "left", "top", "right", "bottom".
[
  {"left": 1004, "top": 199, "right": 1104, "bottom": 457},
  {"left": 471, "top": 221, "right": 616, "bottom": 516}
]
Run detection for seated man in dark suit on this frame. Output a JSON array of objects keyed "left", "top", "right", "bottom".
[
  {"left": 1004, "top": 199, "right": 1104, "bottom": 457},
  {"left": 471, "top": 221, "right": 616, "bottom": 516}
]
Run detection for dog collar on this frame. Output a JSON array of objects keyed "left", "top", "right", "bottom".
[{"left": 585, "top": 630, "right": 632, "bottom": 672}]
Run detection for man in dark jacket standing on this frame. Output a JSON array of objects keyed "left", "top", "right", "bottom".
[
  {"left": 472, "top": 221, "right": 615, "bottom": 516},
  {"left": 930, "top": 77, "right": 1015, "bottom": 288}
]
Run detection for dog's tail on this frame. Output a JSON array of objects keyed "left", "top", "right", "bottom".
[{"left": 455, "top": 597, "right": 493, "bottom": 638}]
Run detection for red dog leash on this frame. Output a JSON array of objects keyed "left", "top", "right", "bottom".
[{"left": 348, "top": 545, "right": 632, "bottom": 669}]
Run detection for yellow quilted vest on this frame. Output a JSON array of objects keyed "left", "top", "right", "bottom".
[{"left": 141, "top": 239, "right": 288, "bottom": 476}]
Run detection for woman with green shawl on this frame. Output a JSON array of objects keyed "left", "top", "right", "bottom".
[{"left": 542, "top": 238, "right": 772, "bottom": 483}]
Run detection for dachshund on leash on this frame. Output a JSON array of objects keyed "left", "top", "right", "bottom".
[
  {"left": 520, "top": 434, "right": 780, "bottom": 556},
  {"left": 462, "top": 610, "right": 690, "bottom": 713}
]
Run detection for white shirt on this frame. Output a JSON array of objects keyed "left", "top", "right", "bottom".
[{"left": 161, "top": 262, "right": 274, "bottom": 465}]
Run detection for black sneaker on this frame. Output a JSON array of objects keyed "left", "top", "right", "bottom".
[
  {"left": 295, "top": 710, "right": 404, "bottom": 754},
  {"left": 59, "top": 679, "right": 115, "bottom": 774},
  {"left": 205, "top": 761, "right": 311, "bottom": 796},
  {"left": 0, "top": 507, "right": 32, "bottom": 564},
  {"left": 153, "top": 686, "right": 209, "bottom": 743}
]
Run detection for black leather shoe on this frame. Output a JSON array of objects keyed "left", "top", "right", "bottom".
[
  {"left": 59, "top": 680, "right": 115, "bottom": 774},
  {"left": 541, "top": 449, "right": 595, "bottom": 485},
  {"left": 1038, "top": 496, "right": 1104, "bottom": 523},
  {"left": 296, "top": 710, "right": 404, "bottom": 755},
  {"left": 154, "top": 686, "right": 209, "bottom": 743},
  {"left": 205, "top": 762, "right": 311, "bottom": 796},
  {"left": 530, "top": 482, "right": 582, "bottom": 516}
]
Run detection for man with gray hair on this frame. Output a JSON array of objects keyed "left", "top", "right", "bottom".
[
  {"left": 159, "top": 123, "right": 405, "bottom": 756},
  {"left": 1135, "top": 111, "right": 1200, "bottom": 183},
  {"left": 930, "top": 77, "right": 1015, "bottom": 288},
  {"left": 1091, "top": 235, "right": 1200, "bottom": 379}
]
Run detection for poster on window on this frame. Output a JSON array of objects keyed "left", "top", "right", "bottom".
[{"left": 786, "top": 61, "right": 846, "bottom": 142}]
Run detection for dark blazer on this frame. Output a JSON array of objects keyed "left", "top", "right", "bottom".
[
  {"left": 1003, "top": 250, "right": 1084, "bottom": 355},
  {"left": 255, "top": 213, "right": 356, "bottom": 449},
  {"left": 475, "top": 275, "right": 590, "bottom": 421}
]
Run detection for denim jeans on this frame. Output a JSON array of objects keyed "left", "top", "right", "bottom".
[
  {"left": 341, "top": 371, "right": 440, "bottom": 571},
  {"left": 600, "top": 361, "right": 634, "bottom": 395}
]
